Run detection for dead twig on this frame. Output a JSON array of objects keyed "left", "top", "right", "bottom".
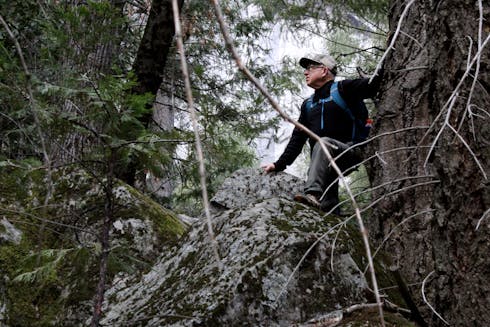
[
  {"left": 0, "top": 14, "right": 55, "bottom": 255},
  {"left": 421, "top": 271, "right": 449, "bottom": 325},
  {"left": 455, "top": 0, "right": 484, "bottom": 140},
  {"left": 210, "top": 1, "right": 385, "bottom": 322},
  {"left": 172, "top": 0, "right": 222, "bottom": 269},
  {"left": 363, "top": 209, "right": 436, "bottom": 274},
  {"left": 416, "top": 32, "right": 490, "bottom": 177},
  {"left": 475, "top": 208, "right": 490, "bottom": 230},
  {"left": 370, "top": 0, "right": 416, "bottom": 83}
]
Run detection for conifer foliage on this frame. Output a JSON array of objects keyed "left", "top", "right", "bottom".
[{"left": 0, "top": 0, "right": 390, "bottom": 325}]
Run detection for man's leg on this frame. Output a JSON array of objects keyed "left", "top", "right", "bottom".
[
  {"left": 304, "top": 137, "right": 361, "bottom": 212},
  {"left": 320, "top": 179, "right": 340, "bottom": 214},
  {"left": 304, "top": 137, "right": 349, "bottom": 195}
]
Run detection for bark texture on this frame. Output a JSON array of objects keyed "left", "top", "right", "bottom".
[
  {"left": 52, "top": 1, "right": 126, "bottom": 165},
  {"left": 367, "top": 0, "right": 490, "bottom": 325}
]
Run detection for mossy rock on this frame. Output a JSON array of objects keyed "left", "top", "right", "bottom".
[
  {"left": 102, "top": 195, "right": 414, "bottom": 326},
  {"left": 0, "top": 163, "right": 188, "bottom": 326}
]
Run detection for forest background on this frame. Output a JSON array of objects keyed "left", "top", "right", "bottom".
[{"left": 0, "top": 0, "right": 488, "bottom": 326}]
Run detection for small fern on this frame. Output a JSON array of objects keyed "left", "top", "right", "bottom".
[{"left": 13, "top": 248, "right": 73, "bottom": 284}]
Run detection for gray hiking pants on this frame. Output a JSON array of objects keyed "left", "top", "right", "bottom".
[{"left": 304, "top": 137, "right": 361, "bottom": 209}]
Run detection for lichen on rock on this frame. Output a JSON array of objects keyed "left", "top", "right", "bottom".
[
  {"left": 101, "top": 169, "right": 413, "bottom": 326},
  {"left": 1, "top": 167, "right": 415, "bottom": 326}
]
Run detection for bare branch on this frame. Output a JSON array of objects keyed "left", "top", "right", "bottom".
[
  {"left": 370, "top": 0, "right": 416, "bottom": 83},
  {"left": 333, "top": 125, "right": 430, "bottom": 165},
  {"left": 0, "top": 207, "right": 97, "bottom": 236},
  {"left": 274, "top": 219, "right": 349, "bottom": 305},
  {"left": 421, "top": 271, "right": 450, "bottom": 325},
  {"left": 364, "top": 209, "right": 436, "bottom": 274},
  {"left": 399, "top": 30, "right": 423, "bottom": 48},
  {"left": 0, "top": 14, "right": 55, "bottom": 252},
  {"left": 172, "top": 0, "right": 222, "bottom": 269},
  {"left": 475, "top": 208, "right": 490, "bottom": 230},
  {"left": 446, "top": 122, "right": 487, "bottom": 179},
  {"left": 416, "top": 33, "right": 490, "bottom": 165},
  {"left": 330, "top": 222, "right": 344, "bottom": 272},
  {"left": 424, "top": 92, "right": 487, "bottom": 179},
  {"left": 323, "top": 144, "right": 434, "bottom": 206},
  {"left": 210, "top": 0, "right": 385, "bottom": 322},
  {"left": 278, "top": 178, "right": 439, "bottom": 310},
  {"left": 455, "top": 0, "right": 484, "bottom": 140}
]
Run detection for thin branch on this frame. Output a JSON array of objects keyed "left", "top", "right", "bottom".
[
  {"left": 370, "top": 0, "right": 416, "bottom": 83},
  {"left": 330, "top": 222, "right": 344, "bottom": 272},
  {"left": 455, "top": 0, "right": 484, "bottom": 140},
  {"left": 333, "top": 126, "right": 430, "bottom": 166},
  {"left": 211, "top": 0, "right": 384, "bottom": 322},
  {"left": 475, "top": 208, "right": 490, "bottom": 230},
  {"left": 415, "top": 33, "right": 490, "bottom": 166},
  {"left": 278, "top": 179, "right": 439, "bottom": 309},
  {"left": 274, "top": 219, "right": 349, "bottom": 305},
  {"left": 0, "top": 14, "right": 55, "bottom": 253},
  {"left": 326, "top": 179, "right": 438, "bottom": 271},
  {"left": 0, "top": 207, "right": 98, "bottom": 236},
  {"left": 297, "top": 25, "right": 382, "bottom": 56},
  {"left": 319, "top": 126, "right": 430, "bottom": 202},
  {"left": 421, "top": 271, "right": 450, "bottom": 325},
  {"left": 446, "top": 122, "right": 487, "bottom": 179},
  {"left": 172, "top": 0, "right": 222, "bottom": 269},
  {"left": 0, "top": 111, "right": 37, "bottom": 146},
  {"left": 391, "top": 66, "right": 429, "bottom": 73},
  {"left": 424, "top": 92, "right": 487, "bottom": 179},
  {"left": 6, "top": 218, "right": 66, "bottom": 236},
  {"left": 399, "top": 30, "right": 423, "bottom": 48},
  {"left": 363, "top": 209, "right": 436, "bottom": 274}
]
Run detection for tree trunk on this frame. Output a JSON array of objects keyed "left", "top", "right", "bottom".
[
  {"left": 368, "top": 0, "right": 489, "bottom": 325},
  {"left": 50, "top": 1, "right": 126, "bottom": 165},
  {"left": 118, "top": 0, "right": 184, "bottom": 185},
  {"left": 143, "top": 87, "right": 176, "bottom": 199},
  {"left": 132, "top": 0, "right": 184, "bottom": 127}
]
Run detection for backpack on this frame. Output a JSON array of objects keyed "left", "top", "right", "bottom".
[{"left": 305, "top": 81, "right": 372, "bottom": 144}]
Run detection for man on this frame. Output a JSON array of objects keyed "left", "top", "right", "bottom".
[{"left": 262, "top": 53, "right": 382, "bottom": 214}]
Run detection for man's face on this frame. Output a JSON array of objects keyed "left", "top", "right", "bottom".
[{"left": 303, "top": 63, "right": 328, "bottom": 89}]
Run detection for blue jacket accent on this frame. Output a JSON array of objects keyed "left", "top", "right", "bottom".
[{"left": 273, "top": 76, "right": 380, "bottom": 172}]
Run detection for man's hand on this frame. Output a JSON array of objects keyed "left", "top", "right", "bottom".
[{"left": 261, "top": 163, "right": 276, "bottom": 173}]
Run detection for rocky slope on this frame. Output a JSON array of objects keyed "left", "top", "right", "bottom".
[
  {"left": 1, "top": 167, "right": 416, "bottom": 326},
  {"left": 102, "top": 169, "right": 414, "bottom": 326}
]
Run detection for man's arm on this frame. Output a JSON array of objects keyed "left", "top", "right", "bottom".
[
  {"left": 262, "top": 102, "right": 309, "bottom": 173},
  {"left": 272, "top": 126, "right": 308, "bottom": 171},
  {"left": 339, "top": 69, "right": 383, "bottom": 101}
]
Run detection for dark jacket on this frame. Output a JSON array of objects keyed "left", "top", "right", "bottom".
[{"left": 274, "top": 76, "right": 381, "bottom": 172}]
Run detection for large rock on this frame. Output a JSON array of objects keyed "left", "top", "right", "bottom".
[
  {"left": 0, "top": 167, "right": 416, "bottom": 326},
  {"left": 210, "top": 168, "right": 303, "bottom": 210},
  {"left": 0, "top": 165, "right": 187, "bottom": 326},
  {"left": 101, "top": 169, "right": 413, "bottom": 326}
]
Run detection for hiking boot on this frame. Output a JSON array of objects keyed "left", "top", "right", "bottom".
[{"left": 294, "top": 193, "right": 321, "bottom": 208}]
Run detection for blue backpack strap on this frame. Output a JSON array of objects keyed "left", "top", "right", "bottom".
[
  {"left": 318, "top": 97, "right": 331, "bottom": 130},
  {"left": 330, "top": 81, "right": 357, "bottom": 140},
  {"left": 306, "top": 93, "right": 334, "bottom": 130},
  {"left": 330, "top": 81, "right": 354, "bottom": 120}
]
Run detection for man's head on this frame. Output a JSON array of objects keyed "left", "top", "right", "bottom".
[{"left": 299, "top": 53, "right": 337, "bottom": 89}]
